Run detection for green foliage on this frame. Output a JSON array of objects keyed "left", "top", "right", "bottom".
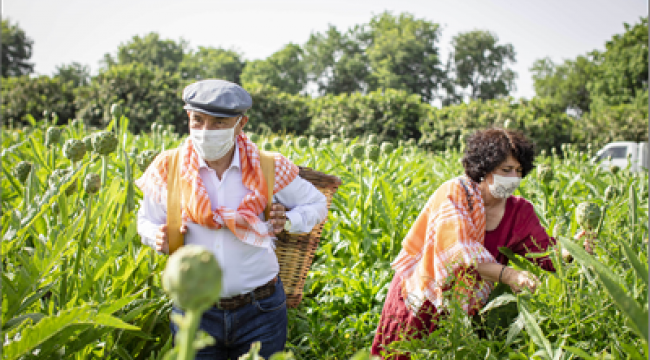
[
  {"left": 309, "top": 88, "right": 424, "bottom": 143},
  {"left": 1, "top": 75, "right": 77, "bottom": 126},
  {"left": 244, "top": 83, "right": 312, "bottom": 134},
  {"left": 179, "top": 46, "right": 245, "bottom": 83},
  {"left": 418, "top": 97, "right": 572, "bottom": 153},
  {"left": 445, "top": 30, "right": 517, "bottom": 105},
  {"left": 75, "top": 63, "right": 186, "bottom": 134},
  {"left": 54, "top": 62, "right": 91, "bottom": 87},
  {"left": 1, "top": 18, "right": 34, "bottom": 77},
  {"left": 102, "top": 32, "right": 188, "bottom": 73},
  {"left": 241, "top": 43, "right": 307, "bottom": 94}
]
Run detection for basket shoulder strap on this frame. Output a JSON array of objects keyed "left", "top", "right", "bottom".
[
  {"left": 259, "top": 150, "right": 276, "bottom": 220},
  {"left": 167, "top": 148, "right": 184, "bottom": 254}
]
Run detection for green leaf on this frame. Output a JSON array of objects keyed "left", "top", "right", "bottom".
[{"left": 520, "top": 306, "right": 554, "bottom": 359}]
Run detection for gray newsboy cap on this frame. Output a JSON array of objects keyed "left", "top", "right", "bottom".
[{"left": 182, "top": 79, "right": 253, "bottom": 118}]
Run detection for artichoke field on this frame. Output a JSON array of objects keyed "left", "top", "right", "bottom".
[{"left": 1, "top": 115, "right": 648, "bottom": 360}]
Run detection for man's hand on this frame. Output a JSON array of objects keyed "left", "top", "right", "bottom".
[
  {"left": 502, "top": 267, "right": 540, "bottom": 293},
  {"left": 155, "top": 223, "right": 188, "bottom": 254},
  {"left": 269, "top": 203, "right": 287, "bottom": 234}
]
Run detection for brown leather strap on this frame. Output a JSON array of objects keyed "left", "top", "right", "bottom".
[
  {"left": 167, "top": 148, "right": 184, "bottom": 254},
  {"left": 259, "top": 150, "right": 276, "bottom": 220}
]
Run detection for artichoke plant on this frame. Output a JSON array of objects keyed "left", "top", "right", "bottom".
[
  {"left": 380, "top": 142, "right": 394, "bottom": 155},
  {"left": 83, "top": 173, "right": 101, "bottom": 194},
  {"left": 367, "top": 144, "right": 380, "bottom": 162},
  {"left": 604, "top": 185, "right": 619, "bottom": 201},
  {"left": 63, "top": 139, "right": 87, "bottom": 165},
  {"left": 609, "top": 165, "right": 620, "bottom": 174},
  {"left": 350, "top": 144, "right": 365, "bottom": 160},
  {"left": 273, "top": 137, "right": 284, "bottom": 148},
  {"left": 367, "top": 134, "right": 378, "bottom": 144},
  {"left": 296, "top": 136, "right": 308, "bottom": 149},
  {"left": 262, "top": 141, "right": 273, "bottom": 151},
  {"left": 49, "top": 169, "right": 76, "bottom": 196},
  {"left": 82, "top": 135, "right": 93, "bottom": 152},
  {"left": 14, "top": 161, "right": 32, "bottom": 183},
  {"left": 45, "top": 127, "right": 61, "bottom": 147},
  {"left": 110, "top": 103, "right": 122, "bottom": 119},
  {"left": 91, "top": 131, "right": 118, "bottom": 156},
  {"left": 136, "top": 150, "right": 159, "bottom": 172},
  {"left": 162, "top": 245, "right": 222, "bottom": 360},
  {"left": 575, "top": 202, "right": 601, "bottom": 231},
  {"left": 537, "top": 164, "right": 554, "bottom": 183},
  {"left": 249, "top": 133, "right": 260, "bottom": 143}
]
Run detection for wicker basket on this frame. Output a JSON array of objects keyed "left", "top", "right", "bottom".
[{"left": 275, "top": 166, "right": 341, "bottom": 308}]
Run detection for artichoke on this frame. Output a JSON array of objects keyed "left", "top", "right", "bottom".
[
  {"left": 604, "top": 186, "right": 619, "bottom": 201},
  {"left": 82, "top": 135, "right": 93, "bottom": 152},
  {"left": 14, "top": 161, "right": 32, "bottom": 182},
  {"left": 83, "top": 173, "right": 101, "bottom": 194},
  {"left": 162, "top": 244, "right": 222, "bottom": 312},
  {"left": 249, "top": 133, "right": 260, "bottom": 143},
  {"left": 609, "top": 165, "right": 620, "bottom": 174},
  {"left": 367, "top": 134, "right": 378, "bottom": 144},
  {"left": 110, "top": 103, "right": 122, "bottom": 119},
  {"left": 71, "top": 118, "right": 84, "bottom": 129},
  {"left": 91, "top": 131, "right": 118, "bottom": 156},
  {"left": 273, "top": 137, "right": 284, "bottom": 148},
  {"left": 136, "top": 150, "right": 159, "bottom": 172},
  {"left": 45, "top": 127, "right": 61, "bottom": 146},
  {"left": 296, "top": 136, "right": 308, "bottom": 148},
  {"left": 262, "top": 141, "right": 273, "bottom": 151},
  {"left": 575, "top": 202, "right": 601, "bottom": 231},
  {"left": 366, "top": 144, "right": 380, "bottom": 162},
  {"left": 537, "top": 164, "right": 554, "bottom": 183},
  {"left": 63, "top": 139, "right": 87, "bottom": 163},
  {"left": 380, "top": 142, "right": 394, "bottom": 155},
  {"left": 350, "top": 144, "right": 365, "bottom": 160},
  {"left": 50, "top": 169, "right": 76, "bottom": 196}
]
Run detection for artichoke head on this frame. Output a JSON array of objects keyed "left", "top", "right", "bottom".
[
  {"left": 350, "top": 144, "right": 365, "bottom": 160},
  {"left": 84, "top": 173, "right": 101, "bottom": 194},
  {"left": 15, "top": 161, "right": 32, "bottom": 182},
  {"left": 262, "top": 141, "right": 273, "bottom": 151},
  {"left": 45, "top": 127, "right": 61, "bottom": 146},
  {"left": 575, "top": 202, "right": 601, "bottom": 230},
  {"left": 63, "top": 139, "right": 87, "bottom": 163},
  {"left": 162, "top": 244, "right": 223, "bottom": 312},
  {"left": 273, "top": 137, "right": 284, "bottom": 148},
  {"left": 367, "top": 134, "right": 378, "bottom": 144},
  {"left": 604, "top": 186, "right": 619, "bottom": 201},
  {"left": 609, "top": 165, "right": 620, "bottom": 174},
  {"left": 110, "top": 103, "right": 122, "bottom": 119},
  {"left": 91, "top": 131, "right": 118, "bottom": 156},
  {"left": 249, "top": 133, "right": 260, "bottom": 143},
  {"left": 136, "top": 150, "right": 159, "bottom": 172},
  {"left": 82, "top": 135, "right": 93, "bottom": 152},
  {"left": 366, "top": 144, "right": 380, "bottom": 162},
  {"left": 380, "top": 142, "right": 394, "bottom": 155},
  {"left": 296, "top": 136, "right": 308, "bottom": 148},
  {"left": 50, "top": 169, "right": 76, "bottom": 196}
]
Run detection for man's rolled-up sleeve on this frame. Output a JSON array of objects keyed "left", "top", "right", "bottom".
[
  {"left": 137, "top": 195, "right": 167, "bottom": 253},
  {"left": 274, "top": 176, "right": 328, "bottom": 233}
]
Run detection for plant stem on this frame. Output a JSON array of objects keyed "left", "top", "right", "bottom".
[
  {"left": 102, "top": 155, "right": 108, "bottom": 186},
  {"left": 72, "top": 195, "right": 93, "bottom": 292},
  {"left": 177, "top": 309, "right": 202, "bottom": 360}
]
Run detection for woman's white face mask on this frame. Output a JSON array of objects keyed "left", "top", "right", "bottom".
[
  {"left": 190, "top": 116, "right": 241, "bottom": 161},
  {"left": 488, "top": 174, "right": 522, "bottom": 199}
]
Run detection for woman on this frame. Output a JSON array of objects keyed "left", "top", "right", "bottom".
[{"left": 371, "top": 128, "right": 590, "bottom": 359}]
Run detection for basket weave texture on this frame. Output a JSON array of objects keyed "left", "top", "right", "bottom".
[{"left": 276, "top": 166, "right": 341, "bottom": 308}]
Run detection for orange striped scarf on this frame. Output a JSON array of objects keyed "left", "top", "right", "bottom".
[
  {"left": 391, "top": 176, "right": 496, "bottom": 315},
  {"left": 135, "top": 133, "right": 299, "bottom": 249}
]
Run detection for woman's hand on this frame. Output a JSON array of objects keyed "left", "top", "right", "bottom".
[
  {"left": 562, "top": 230, "right": 596, "bottom": 261},
  {"left": 502, "top": 267, "right": 540, "bottom": 293}
]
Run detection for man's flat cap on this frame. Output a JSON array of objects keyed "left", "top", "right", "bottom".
[{"left": 182, "top": 79, "right": 253, "bottom": 118}]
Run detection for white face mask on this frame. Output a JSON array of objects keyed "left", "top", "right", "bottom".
[
  {"left": 488, "top": 174, "right": 522, "bottom": 199},
  {"left": 190, "top": 116, "right": 241, "bottom": 161}
]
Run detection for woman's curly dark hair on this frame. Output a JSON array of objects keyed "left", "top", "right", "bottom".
[{"left": 462, "top": 128, "right": 535, "bottom": 182}]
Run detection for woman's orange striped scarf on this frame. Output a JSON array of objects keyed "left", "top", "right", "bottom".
[
  {"left": 135, "top": 133, "right": 299, "bottom": 249},
  {"left": 391, "top": 176, "right": 496, "bottom": 315}
]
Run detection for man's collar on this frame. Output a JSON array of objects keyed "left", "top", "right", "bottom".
[{"left": 196, "top": 146, "right": 241, "bottom": 170}]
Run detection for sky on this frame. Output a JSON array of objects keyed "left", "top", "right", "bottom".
[{"left": 4, "top": 0, "right": 648, "bottom": 100}]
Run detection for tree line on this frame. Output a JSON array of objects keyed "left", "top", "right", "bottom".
[{"left": 1, "top": 13, "right": 647, "bottom": 152}]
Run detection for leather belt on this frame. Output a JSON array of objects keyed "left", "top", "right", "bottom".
[{"left": 215, "top": 277, "right": 277, "bottom": 311}]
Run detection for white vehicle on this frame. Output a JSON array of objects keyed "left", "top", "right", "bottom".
[{"left": 594, "top": 141, "right": 649, "bottom": 172}]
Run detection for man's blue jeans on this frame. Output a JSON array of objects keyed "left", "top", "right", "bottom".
[{"left": 170, "top": 277, "right": 288, "bottom": 359}]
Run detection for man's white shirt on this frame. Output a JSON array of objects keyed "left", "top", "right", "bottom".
[{"left": 137, "top": 146, "right": 328, "bottom": 298}]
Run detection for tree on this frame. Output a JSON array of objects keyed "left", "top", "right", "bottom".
[
  {"left": 530, "top": 55, "right": 596, "bottom": 115},
  {"left": 179, "top": 47, "right": 245, "bottom": 83},
  {"left": 54, "top": 62, "right": 91, "bottom": 87},
  {"left": 241, "top": 43, "right": 307, "bottom": 94},
  {"left": 445, "top": 30, "right": 516, "bottom": 105},
  {"left": 2, "top": 75, "right": 77, "bottom": 125},
  {"left": 363, "top": 12, "right": 447, "bottom": 103},
  {"left": 587, "top": 17, "right": 648, "bottom": 111},
  {"left": 102, "top": 32, "right": 188, "bottom": 73},
  {"left": 1, "top": 19, "right": 34, "bottom": 77},
  {"left": 303, "top": 25, "right": 370, "bottom": 95}
]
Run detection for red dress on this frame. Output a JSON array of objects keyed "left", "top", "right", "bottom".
[{"left": 370, "top": 196, "right": 556, "bottom": 359}]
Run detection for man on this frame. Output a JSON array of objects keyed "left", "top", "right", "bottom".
[{"left": 136, "top": 79, "right": 328, "bottom": 359}]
